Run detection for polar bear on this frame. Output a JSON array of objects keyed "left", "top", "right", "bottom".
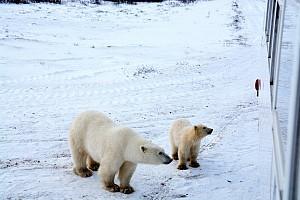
[
  {"left": 69, "top": 111, "right": 172, "bottom": 194},
  {"left": 169, "top": 119, "right": 213, "bottom": 170}
]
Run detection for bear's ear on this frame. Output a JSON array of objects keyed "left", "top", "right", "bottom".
[
  {"left": 140, "top": 145, "right": 147, "bottom": 153},
  {"left": 194, "top": 126, "right": 198, "bottom": 131}
]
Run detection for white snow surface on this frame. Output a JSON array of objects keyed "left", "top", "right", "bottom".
[{"left": 0, "top": 0, "right": 272, "bottom": 199}]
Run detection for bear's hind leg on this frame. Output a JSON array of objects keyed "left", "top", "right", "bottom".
[
  {"left": 171, "top": 147, "right": 179, "bottom": 161},
  {"left": 70, "top": 145, "right": 93, "bottom": 177},
  {"left": 189, "top": 145, "right": 200, "bottom": 168},
  {"left": 118, "top": 161, "right": 137, "bottom": 194},
  {"left": 87, "top": 155, "right": 100, "bottom": 171},
  {"left": 170, "top": 133, "right": 179, "bottom": 160}
]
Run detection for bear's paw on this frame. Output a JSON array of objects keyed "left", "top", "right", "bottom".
[
  {"left": 74, "top": 168, "right": 93, "bottom": 177},
  {"left": 189, "top": 161, "right": 200, "bottom": 168},
  {"left": 177, "top": 164, "right": 188, "bottom": 170},
  {"left": 88, "top": 163, "right": 100, "bottom": 171},
  {"left": 120, "top": 186, "right": 135, "bottom": 194},
  {"left": 105, "top": 184, "right": 120, "bottom": 192},
  {"left": 172, "top": 153, "right": 179, "bottom": 160}
]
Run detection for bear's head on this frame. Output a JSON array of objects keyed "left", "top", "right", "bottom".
[
  {"left": 194, "top": 124, "right": 213, "bottom": 139},
  {"left": 139, "top": 143, "right": 173, "bottom": 165}
]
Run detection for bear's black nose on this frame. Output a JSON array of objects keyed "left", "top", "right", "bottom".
[
  {"left": 208, "top": 129, "right": 213, "bottom": 134},
  {"left": 163, "top": 158, "right": 173, "bottom": 164},
  {"left": 162, "top": 153, "right": 173, "bottom": 164}
]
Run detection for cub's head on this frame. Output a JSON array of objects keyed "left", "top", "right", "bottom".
[
  {"left": 139, "top": 143, "right": 172, "bottom": 165},
  {"left": 194, "top": 124, "right": 213, "bottom": 138}
]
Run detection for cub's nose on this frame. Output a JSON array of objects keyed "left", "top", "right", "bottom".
[{"left": 208, "top": 128, "right": 213, "bottom": 134}]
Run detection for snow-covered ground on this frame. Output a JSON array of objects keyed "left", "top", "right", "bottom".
[{"left": 0, "top": 0, "right": 272, "bottom": 199}]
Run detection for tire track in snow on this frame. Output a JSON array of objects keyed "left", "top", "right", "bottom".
[
  {"left": 200, "top": 101, "right": 258, "bottom": 153},
  {"left": 0, "top": 68, "right": 213, "bottom": 107}
]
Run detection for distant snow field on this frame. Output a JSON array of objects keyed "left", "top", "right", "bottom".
[{"left": 0, "top": 0, "right": 271, "bottom": 199}]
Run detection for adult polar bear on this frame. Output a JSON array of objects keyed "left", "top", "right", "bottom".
[{"left": 69, "top": 111, "right": 172, "bottom": 194}]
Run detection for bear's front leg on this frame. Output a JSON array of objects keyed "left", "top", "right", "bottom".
[
  {"left": 189, "top": 145, "right": 200, "bottom": 168},
  {"left": 177, "top": 147, "right": 188, "bottom": 170},
  {"left": 99, "top": 161, "right": 121, "bottom": 192},
  {"left": 118, "top": 161, "right": 137, "bottom": 194}
]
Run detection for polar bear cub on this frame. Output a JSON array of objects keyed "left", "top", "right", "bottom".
[
  {"left": 169, "top": 119, "right": 213, "bottom": 170},
  {"left": 69, "top": 111, "right": 172, "bottom": 194}
]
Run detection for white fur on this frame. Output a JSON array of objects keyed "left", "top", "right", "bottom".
[
  {"left": 169, "top": 118, "right": 213, "bottom": 170},
  {"left": 169, "top": 118, "right": 192, "bottom": 147},
  {"left": 69, "top": 111, "right": 171, "bottom": 193}
]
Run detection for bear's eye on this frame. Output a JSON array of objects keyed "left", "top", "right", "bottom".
[
  {"left": 203, "top": 127, "right": 207, "bottom": 129},
  {"left": 158, "top": 152, "right": 163, "bottom": 155}
]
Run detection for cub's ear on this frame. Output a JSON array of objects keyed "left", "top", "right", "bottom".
[{"left": 140, "top": 145, "right": 147, "bottom": 153}]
